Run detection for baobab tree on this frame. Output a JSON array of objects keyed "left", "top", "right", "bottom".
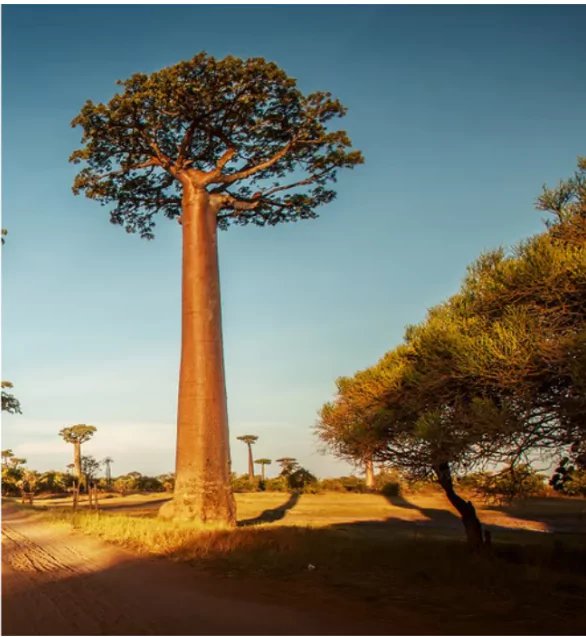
[
  {"left": 276, "top": 457, "right": 298, "bottom": 475},
  {"left": 59, "top": 425, "right": 96, "bottom": 487},
  {"left": 70, "top": 53, "right": 362, "bottom": 525},
  {"left": 255, "top": 458, "right": 272, "bottom": 481},
  {"left": 237, "top": 435, "right": 258, "bottom": 479},
  {"left": 102, "top": 457, "right": 114, "bottom": 486}
]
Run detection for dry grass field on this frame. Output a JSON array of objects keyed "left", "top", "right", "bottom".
[{"left": 4, "top": 490, "right": 586, "bottom": 633}]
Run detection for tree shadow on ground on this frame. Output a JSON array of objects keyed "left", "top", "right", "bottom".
[
  {"left": 238, "top": 492, "right": 300, "bottom": 526},
  {"left": 480, "top": 496, "right": 586, "bottom": 533},
  {"left": 104, "top": 497, "right": 171, "bottom": 512},
  {"left": 382, "top": 493, "right": 463, "bottom": 530}
]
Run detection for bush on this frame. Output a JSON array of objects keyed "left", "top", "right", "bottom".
[
  {"left": 287, "top": 468, "right": 318, "bottom": 491},
  {"left": 559, "top": 469, "right": 586, "bottom": 497},
  {"left": 231, "top": 474, "right": 261, "bottom": 493},
  {"left": 264, "top": 477, "right": 288, "bottom": 492},
  {"left": 374, "top": 470, "right": 401, "bottom": 497},
  {"left": 319, "top": 478, "right": 346, "bottom": 492},
  {"left": 462, "top": 465, "right": 546, "bottom": 505}
]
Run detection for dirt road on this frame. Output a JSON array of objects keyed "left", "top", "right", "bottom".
[{"left": 2, "top": 505, "right": 390, "bottom": 636}]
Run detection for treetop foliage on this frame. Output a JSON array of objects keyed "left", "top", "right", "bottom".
[
  {"left": 2, "top": 381, "right": 22, "bottom": 415},
  {"left": 59, "top": 424, "right": 97, "bottom": 445},
  {"left": 71, "top": 52, "right": 363, "bottom": 239}
]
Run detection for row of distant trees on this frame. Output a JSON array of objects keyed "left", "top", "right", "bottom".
[{"left": 316, "top": 158, "right": 586, "bottom": 551}]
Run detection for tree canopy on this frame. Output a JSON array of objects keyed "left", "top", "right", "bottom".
[
  {"left": 70, "top": 52, "right": 363, "bottom": 239},
  {"left": 2, "top": 381, "right": 22, "bottom": 415},
  {"left": 59, "top": 425, "right": 97, "bottom": 445},
  {"left": 317, "top": 157, "right": 586, "bottom": 548}
]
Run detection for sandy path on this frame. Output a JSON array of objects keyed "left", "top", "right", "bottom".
[{"left": 1, "top": 506, "right": 389, "bottom": 636}]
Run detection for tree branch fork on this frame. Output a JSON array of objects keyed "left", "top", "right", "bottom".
[{"left": 94, "top": 134, "right": 327, "bottom": 216}]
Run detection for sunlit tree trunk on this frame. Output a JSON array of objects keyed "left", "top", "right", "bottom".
[
  {"left": 160, "top": 184, "right": 236, "bottom": 525},
  {"left": 247, "top": 444, "right": 254, "bottom": 479},
  {"left": 364, "top": 457, "right": 375, "bottom": 489}
]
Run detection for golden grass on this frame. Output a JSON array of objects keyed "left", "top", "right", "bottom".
[{"left": 41, "top": 504, "right": 586, "bottom": 633}]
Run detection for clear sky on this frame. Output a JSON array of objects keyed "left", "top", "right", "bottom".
[{"left": 2, "top": 5, "right": 585, "bottom": 479}]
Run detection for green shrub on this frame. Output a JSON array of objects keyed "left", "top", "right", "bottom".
[
  {"left": 231, "top": 474, "right": 261, "bottom": 493},
  {"left": 319, "top": 478, "right": 346, "bottom": 492},
  {"left": 287, "top": 468, "right": 318, "bottom": 491},
  {"left": 264, "top": 477, "right": 288, "bottom": 492},
  {"left": 462, "top": 465, "right": 546, "bottom": 504},
  {"left": 340, "top": 476, "right": 368, "bottom": 493},
  {"left": 374, "top": 470, "right": 401, "bottom": 497}
]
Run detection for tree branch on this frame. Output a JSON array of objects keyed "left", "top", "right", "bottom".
[
  {"left": 259, "top": 167, "right": 336, "bottom": 198},
  {"left": 211, "top": 142, "right": 294, "bottom": 186},
  {"left": 95, "top": 158, "right": 160, "bottom": 181}
]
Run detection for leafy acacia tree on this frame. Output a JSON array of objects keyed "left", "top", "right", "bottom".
[
  {"left": 2, "top": 381, "right": 22, "bottom": 415},
  {"left": 70, "top": 52, "right": 362, "bottom": 524},
  {"left": 255, "top": 458, "right": 271, "bottom": 481},
  {"left": 237, "top": 435, "right": 258, "bottom": 479},
  {"left": 2, "top": 449, "right": 15, "bottom": 466},
  {"left": 59, "top": 425, "right": 97, "bottom": 486}
]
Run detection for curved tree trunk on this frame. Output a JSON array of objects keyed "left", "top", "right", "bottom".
[
  {"left": 160, "top": 185, "right": 236, "bottom": 525},
  {"left": 248, "top": 444, "right": 254, "bottom": 479},
  {"left": 434, "top": 462, "right": 485, "bottom": 552},
  {"left": 364, "top": 457, "right": 375, "bottom": 489}
]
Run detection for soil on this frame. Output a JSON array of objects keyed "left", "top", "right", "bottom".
[{"left": 2, "top": 504, "right": 397, "bottom": 636}]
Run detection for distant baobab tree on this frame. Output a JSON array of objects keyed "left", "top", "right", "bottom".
[
  {"left": 70, "top": 53, "right": 362, "bottom": 525},
  {"left": 237, "top": 436, "right": 258, "bottom": 479},
  {"left": 102, "top": 457, "right": 114, "bottom": 486},
  {"left": 255, "top": 458, "right": 272, "bottom": 481},
  {"left": 59, "top": 425, "right": 96, "bottom": 487},
  {"left": 276, "top": 457, "right": 298, "bottom": 475}
]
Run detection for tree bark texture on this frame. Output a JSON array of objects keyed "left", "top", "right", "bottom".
[
  {"left": 160, "top": 186, "right": 236, "bottom": 525},
  {"left": 247, "top": 444, "right": 254, "bottom": 479},
  {"left": 74, "top": 442, "right": 82, "bottom": 486},
  {"left": 434, "top": 462, "right": 485, "bottom": 552},
  {"left": 365, "top": 457, "right": 375, "bottom": 489}
]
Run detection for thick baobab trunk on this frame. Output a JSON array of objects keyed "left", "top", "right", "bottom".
[
  {"left": 247, "top": 444, "right": 254, "bottom": 479},
  {"left": 364, "top": 457, "right": 375, "bottom": 489},
  {"left": 434, "top": 462, "right": 485, "bottom": 552},
  {"left": 160, "top": 186, "right": 236, "bottom": 525},
  {"left": 73, "top": 442, "right": 82, "bottom": 493},
  {"left": 261, "top": 464, "right": 265, "bottom": 481}
]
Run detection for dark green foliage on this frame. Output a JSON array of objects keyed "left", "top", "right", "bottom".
[
  {"left": 70, "top": 52, "right": 363, "bottom": 239},
  {"left": 461, "top": 465, "right": 546, "bottom": 505},
  {"left": 2, "top": 381, "right": 22, "bottom": 415},
  {"left": 287, "top": 467, "right": 318, "bottom": 491}
]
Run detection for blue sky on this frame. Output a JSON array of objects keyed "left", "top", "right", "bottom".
[{"left": 2, "top": 5, "right": 585, "bottom": 478}]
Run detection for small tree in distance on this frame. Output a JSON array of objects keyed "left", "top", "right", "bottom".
[
  {"left": 237, "top": 435, "right": 258, "bottom": 479},
  {"left": 276, "top": 457, "right": 298, "bottom": 475},
  {"left": 59, "top": 425, "right": 96, "bottom": 488},
  {"left": 70, "top": 52, "right": 363, "bottom": 525},
  {"left": 255, "top": 458, "right": 272, "bottom": 481}
]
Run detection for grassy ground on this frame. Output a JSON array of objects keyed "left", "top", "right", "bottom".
[{"left": 12, "top": 490, "right": 586, "bottom": 633}]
